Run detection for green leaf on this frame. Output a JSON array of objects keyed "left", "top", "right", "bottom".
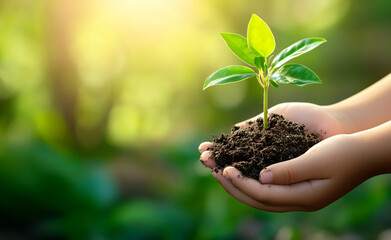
[
  {"left": 269, "top": 79, "right": 279, "bottom": 88},
  {"left": 203, "top": 65, "right": 256, "bottom": 90},
  {"left": 220, "top": 33, "right": 255, "bottom": 66},
  {"left": 271, "top": 38, "right": 326, "bottom": 68},
  {"left": 254, "top": 56, "right": 266, "bottom": 72},
  {"left": 270, "top": 64, "right": 322, "bottom": 86},
  {"left": 247, "top": 14, "right": 275, "bottom": 57}
]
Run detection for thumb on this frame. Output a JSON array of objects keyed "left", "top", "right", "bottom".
[{"left": 259, "top": 155, "right": 320, "bottom": 185}]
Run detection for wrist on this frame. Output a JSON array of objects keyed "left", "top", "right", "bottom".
[
  {"left": 323, "top": 104, "right": 354, "bottom": 134},
  {"left": 351, "top": 121, "right": 391, "bottom": 176},
  {"left": 346, "top": 133, "right": 378, "bottom": 179}
]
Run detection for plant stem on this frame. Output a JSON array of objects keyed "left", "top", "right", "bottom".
[
  {"left": 256, "top": 74, "right": 264, "bottom": 88},
  {"left": 258, "top": 59, "right": 269, "bottom": 131},
  {"left": 263, "top": 83, "right": 268, "bottom": 130}
]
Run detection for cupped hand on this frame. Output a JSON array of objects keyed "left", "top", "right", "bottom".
[
  {"left": 199, "top": 102, "right": 354, "bottom": 212},
  {"left": 200, "top": 133, "right": 372, "bottom": 212}
]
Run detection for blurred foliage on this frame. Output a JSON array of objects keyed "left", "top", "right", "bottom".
[{"left": 0, "top": 0, "right": 390, "bottom": 239}]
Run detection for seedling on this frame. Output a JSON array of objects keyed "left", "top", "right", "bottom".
[{"left": 203, "top": 14, "right": 326, "bottom": 130}]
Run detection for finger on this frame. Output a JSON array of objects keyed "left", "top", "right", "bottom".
[
  {"left": 212, "top": 170, "right": 309, "bottom": 212},
  {"left": 224, "top": 167, "right": 329, "bottom": 207},
  {"left": 259, "top": 148, "right": 328, "bottom": 185},
  {"left": 200, "top": 151, "right": 216, "bottom": 169},
  {"left": 199, "top": 142, "right": 213, "bottom": 153},
  {"left": 269, "top": 103, "right": 289, "bottom": 115}
]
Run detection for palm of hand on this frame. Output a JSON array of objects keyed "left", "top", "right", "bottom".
[{"left": 199, "top": 102, "right": 352, "bottom": 212}]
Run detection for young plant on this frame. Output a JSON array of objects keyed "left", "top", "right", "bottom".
[{"left": 203, "top": 14, "right": 326, "bottom": 130}]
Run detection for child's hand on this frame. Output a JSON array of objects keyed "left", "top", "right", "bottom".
[{"left": 198, "top": 103, "right": 382, "bottom": 212}]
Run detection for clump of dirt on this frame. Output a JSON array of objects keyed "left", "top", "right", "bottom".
[{"left": 208, "top": 114, "right": 320, "bottom": 180}]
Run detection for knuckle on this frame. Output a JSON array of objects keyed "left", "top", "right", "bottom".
[{"left": 281, "top": 167, "right": 295, "bottom": 184}]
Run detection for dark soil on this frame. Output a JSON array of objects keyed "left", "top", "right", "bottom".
[{"left": 208, "top": 114, "right": 320, "bottom": 180}]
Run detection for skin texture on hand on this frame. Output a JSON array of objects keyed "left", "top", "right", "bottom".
[
  {"left": 200, "top": 102, "right": 351, "bottom": 212},
  {"left": 200, "top": 102, "right": 391, "bottom": 212}
]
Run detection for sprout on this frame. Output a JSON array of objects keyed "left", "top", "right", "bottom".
[{"left": 204, "top": 14, "right": 326, "bottom": 130}]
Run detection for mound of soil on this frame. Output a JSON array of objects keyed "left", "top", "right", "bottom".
[{"left": 208, "top": 114, "right": 320, "bottom": 180}]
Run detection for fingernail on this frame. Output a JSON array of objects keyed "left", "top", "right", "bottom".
[
  {"left": 198, "top": 142, "right": 210, "bottom": 153},
  {"left": 223, "top": 169, "right": 229, "bottom": 179},
  {"left": 260, "top": 170, "right": 273, "bottom": 184},
  {"left": 223, "top": 167, "right": 233, "bottom": 181},
  {"left": 200, "top": 151, "right": 210, "bottom": 162}
]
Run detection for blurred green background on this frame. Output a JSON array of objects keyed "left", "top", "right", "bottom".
[{"left": 0, "top": 0, "right": 390, "bottom": 239}]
